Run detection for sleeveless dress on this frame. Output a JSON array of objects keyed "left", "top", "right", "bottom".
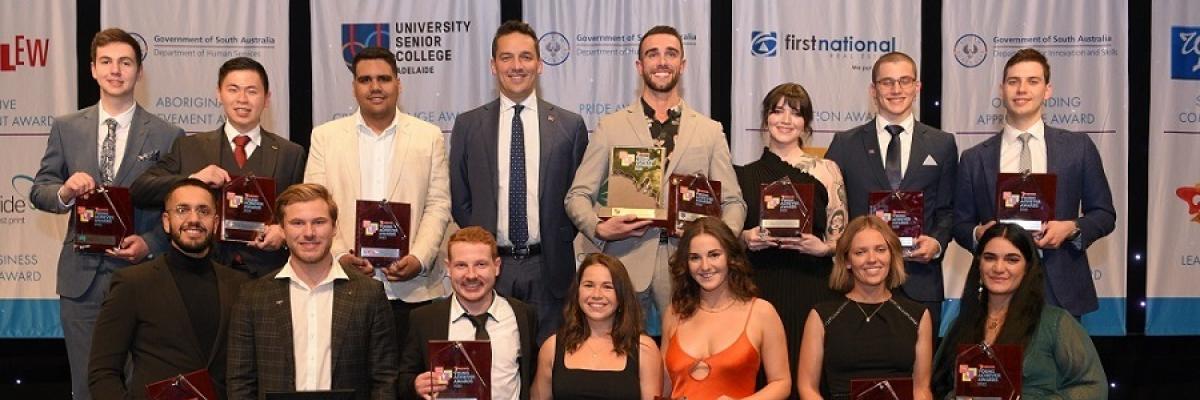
[
  {"left": 814, "top": 296, "right": 926, "bottom": 400},
  {"left": 665, "top": 300, "right": 761, "bottom": 400},
  {"left": 551, "top": 336, "right": 641, "bottom": 399}
]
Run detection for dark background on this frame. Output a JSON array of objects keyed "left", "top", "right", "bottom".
[{"left": 2, "top": 1, "right": 1195, "bottom": 398}]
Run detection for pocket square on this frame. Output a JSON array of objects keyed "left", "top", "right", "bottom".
[
  {"left": 922, "top": 155, "right": 938, "bottom": 166},
  {"left": 136, "top": 150, "right": 160, "bottom": 162}
]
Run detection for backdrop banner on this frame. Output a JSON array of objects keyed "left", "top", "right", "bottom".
[{"left": 941, "top": 0, "right": 1128, "bottom": 335}]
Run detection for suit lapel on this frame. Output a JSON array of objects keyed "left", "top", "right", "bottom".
[
  {"left": 344, "top": 121, "right": 363, "bottom": 201},
  {"left": 81, "top": 107, "right": 102, "bottom": 178},
  {"left": 209, "top": 263, "right": 238, "bottom": 366},
  {"left": 387, "top": 117, "right": 415, "bottom": 201},
  {"left": 114, "top": 106, "right": 150, "bottom": 185},
  {"left": 271, "top": 278, "right": 296, "bottom": 376},
  {"left": 1044, "top": 128, "right": 1065, "bottom": 176},
  {"left": 257, "top": 130, "right": 281, "bottom": 178},
  {"left": 901, "top": 123, "right": 931, "bottom": 188},
  {"left": 665, "top": 104, "right": 697, "bottom": 179},
  {"left": 982, "top": 135, "right": 1002, "bottom": 214},
  {"left": 858, "top": 121, "right": 891, "bottom": 189},
  {"left": 483, "top": 101, "right": 501, "bottom": 205},
  {"left": 154, "top": 259, "right": 208, "bottom": 363},
  {"left": 537, "top": 100, "right": 560, "bottom": 200},
  {"left": 329, "top": 276, "right": 353, "bottom": 374},
  {"left": 622, "top": 105, "right": 654, "bottom": 148}
]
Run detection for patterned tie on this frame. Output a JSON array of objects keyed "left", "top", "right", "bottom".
[
  {"left": 233, "top": 135, "right": 251, "bottom": 168},
  {"left": 884, "top": 124, "right": 904, "bottom": 189},
  {"left": 100, "top": 118, "right": 118, "bottom": 185},
  {"left": 464, "top": 313, "right": 491, "bottom": 340},
  {"left": 509, "top": 104, "right": 529, "bottom": 247},
  {"left": 1018, "top": 132, "right": 1033, "bottom": 173}
]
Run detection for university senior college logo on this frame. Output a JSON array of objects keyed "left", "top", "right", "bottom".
[
  {"left": 341, "top": 23, "right": 389, "bottom": 71},
  {"left": 954, "top": 33, "right": 986, "bottom": 68},
  {"left": 539, "top": 32, "right": 570, "bottom": 66},
  {"left": 750, "top": 31, "right": 777, "bottom": 57},
  {"left": 1172, "top": 26, "right": 1200, "bottom": 80}
]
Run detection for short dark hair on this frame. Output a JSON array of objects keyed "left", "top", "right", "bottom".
[
  {"left": 1003, "top": 48, "right": 1050, "bottom": 83},
  {"left": 218, "top": 57, "right": 270, "bottom": 93},
  {"left": 351, "top": 47, "right": 397, "bottom": 76},
  {"left": 164, "top": 178, "right": 217, "bottom": 208},
  {"left": 638, "top": 25, "right": 685, "bottom": 59},
  {"left": 91, "top": 28, "right": 142, "bottom": 68},
  {"left": 491, "top": 20, "right": 539, "bottom": 59},
  {"left": 760, "top": 82, "right": 815, "bottom": 145},
  {"left": 872, "top": 51, "right": 918, "bottom": 82}
]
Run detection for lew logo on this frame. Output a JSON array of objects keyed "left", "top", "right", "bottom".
[
  {"left": 0, "top": 36, "right": 49, "bottom": 71},
  {"left": 751, "top": 31, "right": 777, "bottom": 57},
  {"left": 1172, "top": 26, "right": 1200, "bottom": 80},
  {"left": 342, "top": 23, "right": 389, "bottom": 71}
]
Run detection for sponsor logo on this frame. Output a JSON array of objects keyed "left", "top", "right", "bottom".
[
  {"left": 1177, "top": 183, "right": 1200, "bottom": 223},
  {"left": 128, "top": 32, "right": 149, "bottom": 62},
  {"left": 0, "top": 35, "right": 50, "bottom": 71},
  {"left": 954, "top": 33, "right": 987, "bottom": 68},
  {"left": 1172, "top": 26, "right": 1200, "bottom": 80},
  {"left": 539, "top": 32, "right": 570, "bottom": 66},
  {"left": 341, "top": 23, "right": 390, "bottom": 71},
  {"left": 751, "top": 31, "right": 777, "bottom": 57}
]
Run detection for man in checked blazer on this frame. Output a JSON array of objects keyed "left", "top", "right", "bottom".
[{"left": 227, "top": 183, "right": 398, "bottom": 399}]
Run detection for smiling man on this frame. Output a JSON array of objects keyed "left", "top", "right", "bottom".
[
  {"left": 449, "top": 20, "right": 589, "bottom": 342},
  {"left": 132, "top": 57, "right": 306, "bottom": 277}
]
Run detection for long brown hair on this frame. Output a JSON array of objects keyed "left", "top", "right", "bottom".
[
  {"left": 669, "top": 217, "right": 758, "bottom": 319},
  {"left": 829, "top": 215, "right": 907, "bottom": 292},
  {"left": 559, "top": 253, "right": 643, "bottom": 356}
]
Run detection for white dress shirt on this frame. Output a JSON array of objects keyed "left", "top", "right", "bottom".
[
  {"left": 223, "top": 123, "right": 263, "bottom": 159},
  {"left": 1000, "top": 119, "right": 1048, "bottom": 174},
  {"left": 275, "top": 261, "right": 350, "bottom": 391},
  {"left": 496, "top": 92, "right": 541, "bottom": 247},
  {"left": 356, "top": 110, "right": 401, "bottom": 201},
  {"left": 447, "top": 293, "right": 521, "bottom": 400},
  {"left": 97, "top": 102, "right": 136, "bottom": 177},
  {"left": 875, "top": 113, "right": 915, "bottom": 177}
]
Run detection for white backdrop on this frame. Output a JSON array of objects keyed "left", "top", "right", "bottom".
[
  {"left": 1146, "top": 0, "right": 1200, "bottom": 336},
  {"left": 0, "top": 0, "right": 74, "bottom": 338},
  {"left": 941, "top": 0, "right": 1128, "bottom": 335},
  {"left": 730, "top": 0, "right": 922, "bottom": 164},
  {"left": 525, "top": 0, "right": 712, "bottom": 131},
  {"left": 102, "top": 0, "right": 291, "bottom": 137}
]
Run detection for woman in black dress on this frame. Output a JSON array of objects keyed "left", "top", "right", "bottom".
[
  {"left": 796, "top": 216, "right": 933, "bottom": 400},
  {"left": 736, "top": 82, "right": 848, "bottom": 398},
  {"left": 531, "top": 253, "right": 662, "bottom": 400}
]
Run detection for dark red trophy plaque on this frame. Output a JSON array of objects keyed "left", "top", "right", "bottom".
[
  {"left": 954, "top": 343, "right": 1022, "bottom": 400},
  {"left": 667, "top": 173, "right": 722, "bottom": 237},
  {"left": 759, "top": 176, "right": 815, "bottom": 237},
  {"left": 74, "top": 186, "right": 133, "bottom": 253},
  {"left": 355, "top": 200, "right": 410, "bottom": 268},
  {"left": 995, "top": 172, "right": 1056, "bottom": 232},
  {"left": 220, "top": 175, "right": 276, "bottom": 242},
  {"left": 428, "top": 340, "right": 491, "bottom": 400},
  {"left": 869, "top": 191, "right": 924, "bottom": 249}
]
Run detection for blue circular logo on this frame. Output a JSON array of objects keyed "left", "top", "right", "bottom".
[
  {"left": 954, "top": 34, "right": 987, "bottom": 68},
  {"left": 539, "top": 32, "right": 570, "bottom": 66}
]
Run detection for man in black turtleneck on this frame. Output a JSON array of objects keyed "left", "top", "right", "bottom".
[{"left": 89, "top": 178, "right": 250, "bottom": 399}]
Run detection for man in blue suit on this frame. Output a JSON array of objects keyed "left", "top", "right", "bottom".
[
  {"left": 449, "top": 20, "right": 589, "bottom": 341},
  {"left": 953, "top": 48, "right": 1116, "bottom": 317},
  {"left": 826, "top": 52, "right": 958, "bottom": 328},
  {"left": 30, "top": 28, "right": 183, "bottom": 399}
]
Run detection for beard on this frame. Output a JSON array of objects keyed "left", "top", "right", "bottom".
[
  {"left": 170, "top": 223, "right": 212, "bottom": 254},
  {"left": 642, "top": 68, "right": 681, "bottom": 93}
]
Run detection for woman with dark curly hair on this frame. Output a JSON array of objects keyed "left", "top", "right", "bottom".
[
  {"left": 531, "top": 253, "right": 662, "bottom": 400},
  {"left": 662, "top": 217, "right": 791, "bottom": 399}
]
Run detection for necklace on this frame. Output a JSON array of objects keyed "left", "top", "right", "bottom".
[
  {"left": 853, "top": 300, "right": 887, "bottom": 322},
  {"left": 987, "top": 313, "right": 1007, "bottom": 330},
  {"left": 699, "top": 298, "right": 737, "bottom": 313},
  {"left": 583, "top": 338, "right": 602, "bottom": 358}
]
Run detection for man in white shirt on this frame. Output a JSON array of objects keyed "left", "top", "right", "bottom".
[{"left": 399, "top": 227, "right": 539, "bottom": 400}]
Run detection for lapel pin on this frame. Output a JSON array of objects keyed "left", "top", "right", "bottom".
[
  {"left": 547, "top": 114, "right": 555, "bottom": 122},
  {"left": 272, "top": 145, "right": 279, "bottom": 150},
  {"left": 275, "top": 300, "right": 284, "bottom": 305},
  {"left": 868, "top": 149, "right": 876, "bottom": 155}
]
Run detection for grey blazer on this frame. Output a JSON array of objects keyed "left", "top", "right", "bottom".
[{"left": 30, "top": 104, "right": 184, "bottom": 298}]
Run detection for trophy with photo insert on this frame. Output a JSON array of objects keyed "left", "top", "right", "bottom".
[{"left": 599, "top": 146, "right": 668, "bottom": 227}]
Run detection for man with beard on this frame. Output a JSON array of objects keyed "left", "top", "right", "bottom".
[
  {"left": 565, "top": 25, "right": 746, "bottom": 323},
  {"left": 449, "top": 20, "right": 588, "bottom": 341},
  {"left": 227, "top": 183, "right": 398, "bottom": 399},
  {"left": 88, "top": 178, "right": 250, "bottom": 399}
]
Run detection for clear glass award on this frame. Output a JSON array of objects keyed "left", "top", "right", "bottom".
[
  {"left": 428, "top": 340, "right": 491, "bottom": 400},
  {"left": 144, "top": 368, "right": 216, "bottom": 400},
  {"left": 954, "top": 343, "right": 1022, "bottom": 400},
  {"left": 74, "top": 186, "right": 133, "bottom": 253},
  {"left": 599, "top": 146, "right": 668, "bottom": 227},
  {"left": 759, "top": 176, "right": 815, "bottom": 237},
  {"left": 850, "top": 377, "right": 914, "bottom": 400},
  {"left": 667, "top": 173, "right": 722, "bottom": 237},
  {"left": 220, "top": 175, "right": 276, "bottom": 242},
  {"left": 995, "top": 172, "right": 1057, "bottom": 232},
  {"left": 869, "top": 191, "right": 924, "bottom": 249},
  {"left": 355, "top": 200, "right": 410, "bottom": 268}
]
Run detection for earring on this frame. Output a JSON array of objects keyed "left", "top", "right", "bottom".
[{"left": 976, "top": 280, "right": 984, "bottom": 301}]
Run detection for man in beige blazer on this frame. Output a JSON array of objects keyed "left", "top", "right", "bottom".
[
  {"left": 304, "top": 47, "right": 451, "bottom": 346},
  {"left": 564, "top": 26, "right": 746, "bottom": 323}
]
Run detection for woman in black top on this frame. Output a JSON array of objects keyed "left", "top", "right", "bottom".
[
  {"left": 532, "top": 253, "right": 662, "bottom": 400},
  {"left": 796, "top": 216, "right": 933, "bottom": 400}
]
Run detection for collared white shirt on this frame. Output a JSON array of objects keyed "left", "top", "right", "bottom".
[
  {"left": 96, "top": 102, "right": 136, "bottom": 176},
  {"left": 1000, "top": 119, "right": 1048, "bottom": 174},
  {"left": 356, "top": 109, "right": 401, "bottom": 201},
  {"left": 223, "top": 123, "right": 263, "bottom": 159},
  {"left": 447, "top": 292, "right": 521, "bottom": 400},
  {"left": 275, "top": 261, "right": 350, "bottom": 391},
  {"left": 875, "top": 113, "right": 916, "bottom": 177},
  {"left": 496, "top": 92, "right": 541, "bottom": 246}
]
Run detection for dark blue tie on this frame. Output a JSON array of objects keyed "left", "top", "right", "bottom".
[
  {"left": 509, "top": 104, "right": 528, "bottom": 247},
  {"left": 884, "top": 124, "right": 904, "bottom": 190}
]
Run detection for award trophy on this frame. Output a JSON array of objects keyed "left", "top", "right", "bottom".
[
  {"left": 759, "top": 176, "right": 815, "bottom": 237},
  {"left": 599, "top": 146, "right": 668, "bottom": 227},
  {"left": 995, "top": 172, "right": 1057, "bottom": 232},
  {"left": 74, "top": 186, "right": 133, "bottom": 253},
  {"left": 145, "top": 369, "right": 217, "bottom": 400},
  {"left": 667, "top": 173, "right": 722, "bottom": 237},
  {"left": 954, "top": 343, "right": 1022, "bottom": 400},
  {"left": 869, "top": 191, "right": 924, "bottom": 250},
  {"left": 428, "top": 340, "right": 491, "bottom": 400},
  {"left": 220, "top": 175, "right": 276, "bottom": 242},
  {"left": 850, "top": 377, "right": 914, "bottom": 400},
  {"left": 355, "top": 200, "right": 410, "bottom": 268}
]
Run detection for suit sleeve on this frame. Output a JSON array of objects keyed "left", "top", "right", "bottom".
[
  {"left": 368, "top": 281, "right": 399, "bottom": 400},
  {"left": 304, "top": 128, "right": 328, "bottom": 187},
  {"left": 824, "top": 132, "right": 846, "bottom": 167},
  {"left": 226, "top": 282, "right": 258, "bottom": 400},
  {"left": 707, "top": 122, "right": 747, "bottom": 235},
  {"left": 564, "top": 117, "right": 611, "bottom": 243},
  {"left": 412, "top": 132, "right": 452, "bottom": 270},
  {"left": 30, "top": 120, "right": 73, "bottom": 213},
  {"left": 448, "top": 116, "right": 472, "bottom": 228},
  {"left": 953, "top": 148, "right": 983, "bottom": 252},
  {"left": 930, "top": 137, "right": 959, "bottom": 250},
  {"left": 397, "top": 312, "right": 428, "bottom": 400},
  {"left": 1073, "top": 137, "right": 1116, "bottom": 250},
  {"left": 87, "top": 269, "right": 137, "bottom": 399},
  {"left": 130, "top": 137, "right": 187, "bottom": 208},
  {"left": 1051, "top": 311, "right": 1109, "bottom": 399}
]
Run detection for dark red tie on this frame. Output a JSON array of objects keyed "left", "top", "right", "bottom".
[{"left": 233, "top": 135, "right": 251, "bottom": 168}]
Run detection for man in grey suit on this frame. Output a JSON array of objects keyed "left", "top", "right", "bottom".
[
  {"left": 450, "top": 20, "right": 588, "bottom": 341},
  {"left": 565, "top": 25, "right": 746, "bottom": 322},
  {"left": 825, "top": 52, "right": 958, "bottom": 328},
  {"left": 132, "top": 57, "right": 306, "bottom": 277},
  {"left": 30, "top": 28, "right": 183, "bottom": 400},
  {"left": 227, "top": 183, "right": 398, "bottom": 399}
]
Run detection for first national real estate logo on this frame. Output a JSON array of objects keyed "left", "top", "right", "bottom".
[{"left": 751, "top": 31, "right": 778, "bottom": 57}]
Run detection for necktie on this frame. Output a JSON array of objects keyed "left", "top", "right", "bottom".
[
  {"left": 1018, "top": 132, "right": 1033, "bottom": 173},
  {"left": 884, "top": 124, "right": 904, "bottom": 189},
  {"left": 509, "top": 104, "right": 529, "bottom": 247},
  {"left": 464, "top": 313, "right": 491, "bottom": 340},
  {"left": 233, "top": 135, "right": 251, "bottom": 168},
  {"left": 100, "top": 118, "right": 118, "bottom": 185}
]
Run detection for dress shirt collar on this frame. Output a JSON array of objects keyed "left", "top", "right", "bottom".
[
  {"left": 450, "top": 291, "right": 510, "bottom": 323},
  {"left": 223, "top": 123, "right": 263, "bottom": 146},
  {"left": 97, "top": 102, "right": 136, "bottom": 129},
  {"left": 500, "top": 91, "right": 539, "bottom": 114},
  {"left": 1002, "top": 119, "right": 1046, "bottom": 145},
  {"left": 275, "top": 260, "right": 349, "bottom": 289},
  {"left": 354, "top": 108, "right": 401, "bottom": 138},
  {"left": 875, "top": 113, "right": 915, "bottom": 137}
]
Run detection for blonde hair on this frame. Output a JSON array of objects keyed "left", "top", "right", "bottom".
[
  {"left": 275, "top": 183, "right": 338, "bottom": 223},
  {"left": 829, "top": 215, "right": 907, "bottom": 292}
]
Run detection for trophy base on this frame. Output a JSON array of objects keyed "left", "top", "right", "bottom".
[
  {"left": 998, "top": 218, "right": 1043, "bottom": 232},
  {"left": 599, "top": 207, "right": 669, "bottom": 228}
]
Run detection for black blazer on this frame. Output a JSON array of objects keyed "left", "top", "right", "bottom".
[
  {"left": 398, "top": 296, "right": 539, "bottom": 400},
  {"left": 88, "top": 255, "right": 250, "bottom": 399},
  {"left": 825, "top": 119, "right": 959, "bottom": 302}
]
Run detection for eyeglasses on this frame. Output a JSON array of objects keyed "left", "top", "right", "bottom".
[
  {"left": 169, "top": 205, "right": 215, "bottom": 219},
  {"left": 874, "top": 77, "right": 917, "bottom": 89}
]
